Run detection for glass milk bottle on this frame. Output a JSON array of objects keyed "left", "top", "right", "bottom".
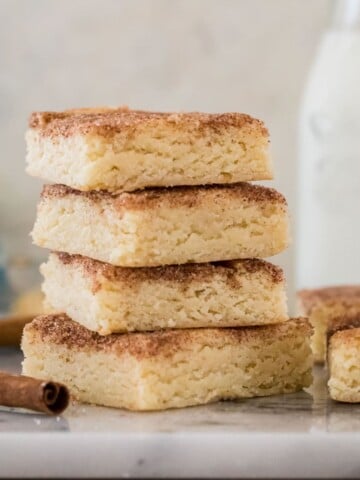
[{"left": 297, "top": 0, "right": 360, "bottom": 288}]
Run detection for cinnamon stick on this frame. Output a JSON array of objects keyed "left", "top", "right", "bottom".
[{"left": 0, "top": 371, "right": 69, "bottom": 415}]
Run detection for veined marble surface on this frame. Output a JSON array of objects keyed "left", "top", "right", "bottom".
[{"left": 1, "top": 347, "right": 360, "bottom": 478}]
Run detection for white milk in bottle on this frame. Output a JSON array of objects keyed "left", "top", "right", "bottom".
[{"left": 297, "top": 0, "right": 360, "bottom": 288}]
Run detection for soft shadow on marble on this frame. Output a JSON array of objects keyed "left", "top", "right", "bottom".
[{"left": 1, "top": 348, "right": 360, "bottom": 434}]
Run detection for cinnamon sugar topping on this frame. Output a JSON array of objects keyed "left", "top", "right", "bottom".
[
  {"left": 41, "top": 182, "right": 287, "bottom": 211},
  {"left": 28, "top": 107, "right": 268, "bottom": 138},
  {"left": 327, "top": 313, "right": 360, "bottom": 341},
  {"left": 26, "top": 314, "right": 310, "bottom": 360},
  {"left": 55, "top": 252, "right": 284, "bottom": 286},
  {"left": 298, "top": 286, "right": 360, "bottom": 314}
]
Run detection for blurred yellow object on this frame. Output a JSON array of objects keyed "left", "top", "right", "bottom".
[
  {"left": 11, "top": 288, "right": 45, "bottom": 316},
  {"left": 0, "top": 314, "right": 34, "bottom": 346},
  {"left": 0, "top": 288, "right": 47, "bottom": 347}
]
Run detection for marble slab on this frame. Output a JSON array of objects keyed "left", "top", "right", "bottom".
[{"left": 1, "top": 347, "right": 360, "bottom": 478}]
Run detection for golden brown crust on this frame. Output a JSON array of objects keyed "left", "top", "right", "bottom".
[
  {"left": 28, "top": 107, "right": 268, "bottom": 139},
  {"left": 41, "top": 183, "right": 287, "bottom": 211},
  {"left": 54, "top": 252, "right": 285, "bottom": 289},
  {"left": 327, "top": 314, "right": 360, "bottom": 341},
  {"left": 25, "top": 315, "right": 310, "bottom": 360},
  {"left": 298, "top": 286, "right": 360, "bottom": 314},
  {"left": 330, "top": 326, "right": 360, "bottom": 348}
]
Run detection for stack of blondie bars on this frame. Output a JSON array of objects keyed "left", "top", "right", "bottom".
[{"left": 22, "top": 107, "right": 312, "bottom": 411}]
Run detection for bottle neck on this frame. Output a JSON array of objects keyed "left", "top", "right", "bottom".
[{"left": 330, "top": 0, "right": 360, "bottom": 29}]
